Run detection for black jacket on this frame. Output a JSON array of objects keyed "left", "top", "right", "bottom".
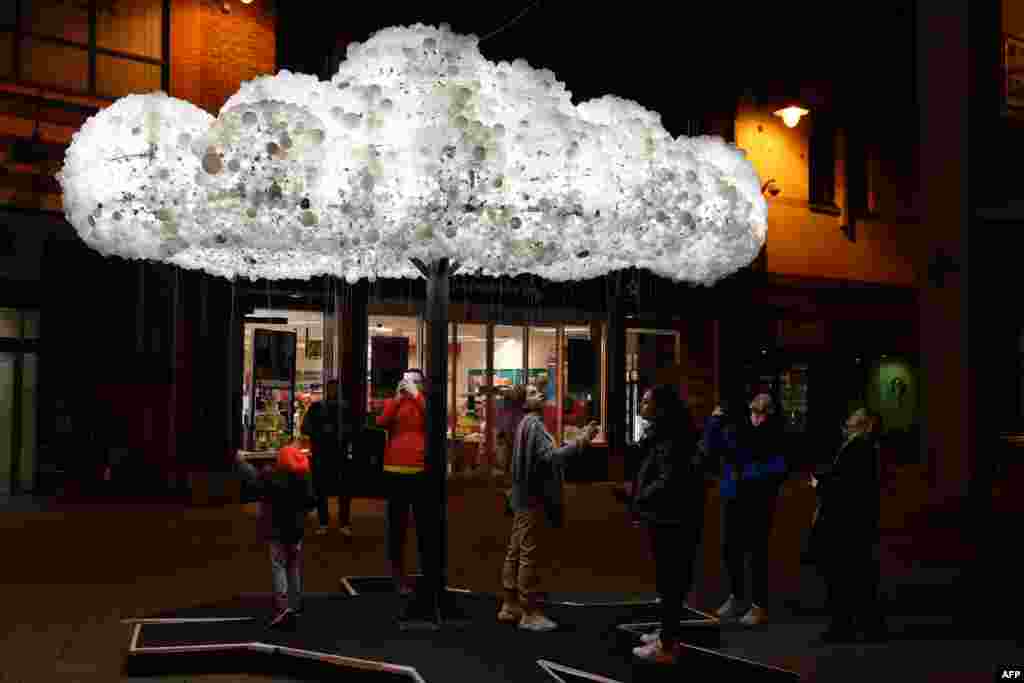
[
  {"left": 628, "top": 422, "right": 707, "bottom": 526},
  {"left": 301, "top": 398, "right": 350, "bottom": 459},
  {"left": 237, "top": 460, "right": 316, "bottom": 543},
  {"left": 814, "top": 433, "right": 881, "bottom": 543}
]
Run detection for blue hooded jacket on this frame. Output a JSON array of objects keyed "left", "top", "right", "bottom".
[{"left": 719, "top": 415, "right": 787, "bottom": 499}]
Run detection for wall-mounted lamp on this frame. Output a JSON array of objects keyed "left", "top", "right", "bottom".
[
  {"left": 760, "top": 178, "right": 781, "bottom": 198},
  {"left": 773, "top": 105, "right": 809, "bottom": 128}
]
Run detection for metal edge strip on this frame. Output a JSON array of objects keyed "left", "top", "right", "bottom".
[
  {"left": 537, "top": 659, "right": 626, "bottom": 683},
  {"left": 121, "top": 617, "right": 256, "bottom": 625},
  {"left": 616, "top": 618, "right": 720, "bottom": 632},
  {"left": 340, "top": 577, "right": 357, "bottom": 596},
  {"left": 537, "top": 659, "right": 568, "bottom": 683},
  {"left": 128, "top": 642, "right": 253, "bottom": 654},
  {"left": 128, "top": 623, "right": 141, "bottom": 652},
  {"left": 270, "top": 644, "right": 426, "bottom": 678},
  {"left": 674, "top": 642, "right": 802, "bottom": 676}
]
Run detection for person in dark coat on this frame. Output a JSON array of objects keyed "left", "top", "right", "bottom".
[
  {"left": 235, "top": 447, "right": 316, "bottom": 629},
  {"left": 810, "top": 408, "right": 887, "bottom": 642},
  {"left": 301, "top": 379, "right": 353, "bottom": 536},
  {"left": 628, "top": 384, "right": 708, "bottom": 664},
  {"left": 716, "top": 393, "right": 788, "bottom": 626}
]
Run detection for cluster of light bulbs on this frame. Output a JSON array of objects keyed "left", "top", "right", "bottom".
[{"left": 58, "top": 24, "right": 768, "bottom": 286}]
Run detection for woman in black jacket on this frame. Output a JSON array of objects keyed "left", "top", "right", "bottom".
[{"left": 628, "top": 384, "right": 707, "bottom": 664}]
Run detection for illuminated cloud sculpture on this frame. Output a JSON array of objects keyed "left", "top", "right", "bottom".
[{"left": 58, "top": 24, "right": 767, "bottom": 286}]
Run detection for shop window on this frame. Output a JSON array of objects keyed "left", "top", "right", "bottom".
[
  {"left": 367, "top": 315, "right": 419, "bottom": 414},
  {"left": 453, "top": 323, "right": 486, "bottom": 468},
  {"left": 96, "top": 0, "right": 163, "bottom": 61},
  {"left": 563, "top": 325, "right": 597, "bottom": 444},
  {"left": 808, "top": 113, "right": 840, "bottom": 215},
  {"left": 528, "top": 325, "right": 558, "bottom": 440},
  {"left": 625, "top": 328, "right": 681, "bottom": 443},
  {"left": 9, "top": 0, "right": 169, "bottom": 98},
  {"left": 19, "top": 37, "right": 89, "bottom": 93},
  {"left": 96, "top": 53, "right": 161, "bottom": 98},
  {"left": 20, "top": 0, "right": 89, "bottom": 44}
]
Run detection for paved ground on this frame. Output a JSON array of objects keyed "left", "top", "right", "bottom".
[{"left": 0, "top": 475, "right": 1020, "bottom": 682}]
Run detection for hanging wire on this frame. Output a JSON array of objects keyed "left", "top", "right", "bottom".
[{"left": 479, "top": 0, "right": 544, "bottom": 43}]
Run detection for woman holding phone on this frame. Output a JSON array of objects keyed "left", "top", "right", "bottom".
[{"left": 376, "top": 369, "right": 437, "bottom": 622}]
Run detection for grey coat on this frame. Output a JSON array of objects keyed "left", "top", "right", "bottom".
[{"left": 509, "top": 413, "right": 582, "bottom": 527}]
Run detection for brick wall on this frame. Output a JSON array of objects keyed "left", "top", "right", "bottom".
[{"left": 169, "top": 0, "right": 276, "bottom": 115}]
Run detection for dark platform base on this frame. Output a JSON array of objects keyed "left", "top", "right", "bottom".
[{"left": 123, "top": 579, "right": 802, "bottom": 682}]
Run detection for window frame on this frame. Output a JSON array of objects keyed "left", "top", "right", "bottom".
[{"left": 1, "top": 0, "right": 170, "bottom": 100}]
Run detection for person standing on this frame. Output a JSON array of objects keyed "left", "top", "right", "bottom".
[
  {"left": 498, "top": 383, "right": 599, "bottom": 631},
  {"left": 628, "top": 385, "right": 708, "bottom": 664},
  {"left": 376, "top": 369, "right": 436, "bottom": 621},
  {"left": 301, "top": 379, "right": 353, "bottom": 537},
  {"left": 810, "top": 408, "right": 887, "bottom": 642},
  {"left": 234, "top": 446, "right": 316, "bottom": 629},
  {"left": 716, "top": 393, "right": 787, "bottom": 626}
]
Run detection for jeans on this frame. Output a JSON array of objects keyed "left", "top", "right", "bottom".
[
  {"left": 310, "top": 454, "right": 352, "bottom": 528},
  {"left": 722, "top": 478, "right": 781, "bottom": 604},
  {"left": 384, "top": 471, "right": 440, "bottom": 597},
  {"left": 269, "top": 540, "right": 303, "bottom": 612},
  {"left": 648, "top": 521, "right": 702, "bottom": 646}
]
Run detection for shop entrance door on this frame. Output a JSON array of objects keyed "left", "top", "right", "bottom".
[{"left": 0, "top": 351, "right": 38, "bottom": 495}]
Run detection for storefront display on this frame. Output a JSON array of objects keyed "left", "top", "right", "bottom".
[{"left": 247, "top": 329, "right": 297, "bottom": 451}]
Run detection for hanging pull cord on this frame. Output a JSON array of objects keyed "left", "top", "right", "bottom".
[{"left": 479, "top": 0, "right": 544, "bottom": 43}]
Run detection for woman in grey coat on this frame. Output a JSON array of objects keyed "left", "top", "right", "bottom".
[{"left": 498, "top": 383, "right": 599, "bottom": 631}]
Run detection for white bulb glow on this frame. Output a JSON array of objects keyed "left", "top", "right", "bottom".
[{"left": 58, "top": 24, "right": 768, "bottom": 285}]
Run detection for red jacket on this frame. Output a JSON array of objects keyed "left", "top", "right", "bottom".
[{"left": 376, "top": 394, "right": 427, "bottom": 472}]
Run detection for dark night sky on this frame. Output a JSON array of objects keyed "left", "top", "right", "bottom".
[{"left": 277, "top": 1, "right": 913, "bottom": 134}]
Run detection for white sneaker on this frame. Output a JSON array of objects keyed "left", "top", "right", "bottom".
[
  {"left": 314, "top": 526, "right": 328, "bottom": 536},
  {"left": 339, "top": 525, "right": 353, "bottom": 537},
  {"left": 640, "top": 629, "right": 661, "bottom": 644},
  {"left": 518, "top": 613, "right": 558, "bottom": 632},
  {"left": 632, "top": 638, "right": 662, "bottom": 658},
  {"left": 739, "top": 604, "right": 768, "bottom": 626},
  {"left": 716, "top": 595, "right": 748, "bottom": 620}
]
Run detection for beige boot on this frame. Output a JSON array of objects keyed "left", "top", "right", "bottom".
[{"left": 497, "top": 588, "right": 523, "bottom": 623}]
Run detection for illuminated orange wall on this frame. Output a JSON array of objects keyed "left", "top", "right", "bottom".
[
  {"left": 169, "top": 0, "right": 276, "bottom": 114},
  {"left": 735, "top": 102, "right": 916, "bottom": 286}
]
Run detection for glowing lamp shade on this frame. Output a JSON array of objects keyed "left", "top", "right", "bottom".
[{"left": 773, "top": 106, "right": 809, "bottom": 128}]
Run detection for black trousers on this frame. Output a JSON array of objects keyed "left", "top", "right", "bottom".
[
  {"left": 648, "top": 520, "right": 703, "bottom": 645},
  {"left": 384, "top": 471, "right": 441, "bottom": 600},
  {"left": 722, "top": 478, "right": 781, "bottom": 604},
  {"left": 820, "top": 529, "right": 884, "bottom": 630},
  {"left": 309, "top": 454, "right": 352, "bottom": 528}
]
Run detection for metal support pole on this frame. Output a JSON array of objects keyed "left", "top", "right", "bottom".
[{"left": 421, "top": 257, "right": 451, "bottom": 615}]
